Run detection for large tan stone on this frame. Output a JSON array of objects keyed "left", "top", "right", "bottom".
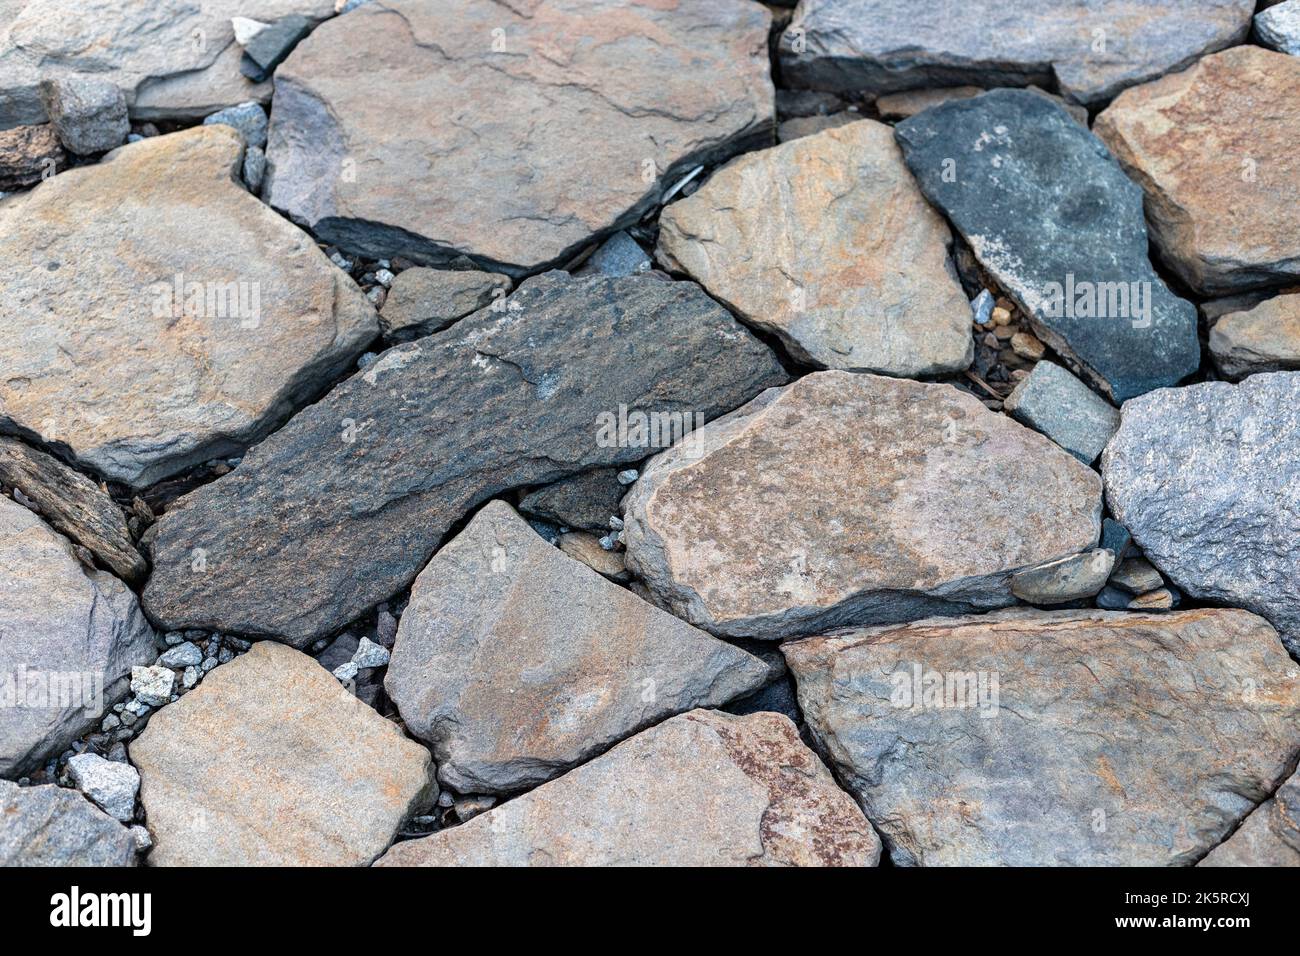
[
  {"left": 1096, "top": 45, "right": 1300, "bottom": 295},
  {"left": 376, "top": 710, "right": 881, "bottom": 867},
  {"left": 0, "top": 125, "right": 377, "bottom": 487},
  {"left": 658, "top": 121, "right": 971, "bottom": 377},
  {"left": 622, "top": 371, "right": 1101, "bottom": 639},
  {"left": 1209, "top": 292, "right": 1300, "bottom": 379}
]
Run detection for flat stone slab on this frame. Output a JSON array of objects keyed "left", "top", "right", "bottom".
[
  {"left": 376, "top": 710, "right": 881, "bottom": 867},
  {"left": 1096, "top": 46, "right": 1300, "bottom": 296},
  {"left": 777, "top": 0, "right": 1252, "bottom": 105},
  {"left": 1003, "top": 360, "right": 1121, "bottom": 464},
  {"left": 380, "top": 267, "right": 510, "bottom": 342},
  {"left": 1102, "top": 372, "right": 1300, "bottom": 658},
  {"left": 1200, "top": 767, "right": 1300, "bottom": 866},
  {"left": 0, "top": 126, "right": 377, "bottom": 488},
  {"left": 897, "top": 89, "right": 1200, "bottom": 403},
  {"left": 657, "top": 121, "right": 972, "bottom": 377},
  {"left": 1209, "top": 292, "right": 1300, "bottom": 380},
  {"left": 784, "top": 608, "right": 1300, "bottom": 865},
  {"left": 0, "top": 496, "right": 156, "bottom": 779},
  {"left": 132, "top": 642, "right": 432, "bottom": 866},
  {"left": 142, "top": 272, "right": 787, "bottom": 647},
  {"left": 265, "top": 0, "right": 774, "bottom": 275},
  {"left": 386, "top": 501, "right": 769, "bottom": 794},
  {"left": 622, "top": 370, "right": 1101, "bottom": 640},
  {"left": 0, "top": 779, "right": 136, "bottom": 866}
]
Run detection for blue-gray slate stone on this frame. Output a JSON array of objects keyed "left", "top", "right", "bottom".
[{"left": 1003, "top": 360, "right": 1120, "bottom": 463}]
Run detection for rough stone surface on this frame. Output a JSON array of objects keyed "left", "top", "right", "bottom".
[
  {"left": 387, "top": 501, "right": 769, "bottom": 793},
  {"left": 1200, "top": 768, "right": 1300, "bottom": 866},
  {"left": 659, "top": 121, "right": 971, "bottom": 377},
  {"left": 775, "top": 112, "right": 860, "bottom": 142},
  {"left": 202, "top": 101, "right": 268, "bottom": 149},
  {"left": 379, "top": 268, "right": 510, "bottom": 341},
  {"left": 0, "top": 123, "right": 64, "bottom": 189},
  {"left": 0, "top": 496, "right": 156, "bottom": 779},
  {"left": 877, "top": 84, "right": 1088, "bottom": 124},
  {"left": 37, "top": 76, "right": 129, "bottom": 155},
  {"left": 1209, "top": 293, "right": 1300, "bottom": 379},
  {"left": 142, "top": 272, "right": 787, "bottom": 647},
  {"left": 130, "top": 665, "right": 174, "bottom": 708},
  {"left": 1102, "top": 372, "right": 1300, "bottom": 658},
  {"left": 376, "top": 709, "right": 880, "bottom": 867},
  {"left": 0, "top": 437, "right": 144, "bottom": 583},
  {"left": 1109, "top": 557, "right": 1164, "bottom": 595},
  {"left": 897, "top": 89, "right": 1200, "bottom": 403},
  {"left": 0, "top": 126, "right": 378, "bottom": 488},
  {"left": 1095, "top": 46, "right": 1300, "bottom": 296},
  {"left": 1010, "top": 548, "right": 1114, "bottom": 605},
  {"left": 1256, "top": 0, "right": 1300, "bottom": 55},
  {"left": 785, "top": 608, "right": 1300, "bottom": 866},
  {"left": 573, "top": 232, "right": 652, "bottom": 279},
  {"left": 778, "top": 0, "right": 1253, "bottom": 106},
  {"left": 0, "top": 779, "right": 136, "bottom": 866},
  {"left": 0, "top": 1, "right": 336, "bottom": 129},
  {"left": 518, "top": 468, "right": 626, "bottom": 534},
  {"left": 557, "top": 530, "right": 629, "bottom": 582},
  {"left": 1003, "top": 361, "right": 1121, "bottom": 464},
  {"left": 240, "top": 13, "right": 311, "bottom": 80},
  {"left": 65, "top": 752, "right": 139, "bottom": 823},
  {"left": 265, "top": 0, "right": 775, "bottom": 275},
  {"left": 623, "top": 371, "right": 1101, "bottom": 640},
  {"left": 132, "top": 642, "right": 432, "bottom": 866}
]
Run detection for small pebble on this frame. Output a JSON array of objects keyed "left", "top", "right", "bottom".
[
  {"left": 991, "top": 306, "right": 1012, "bottom": 326},
  {"left": 1010, "top": 331, "right": 1046, "bottom": 360},
  {"left": 158, "top": 641, "right": 202, "bottom": 669},
  {"left": 182, "top": 665, "right": 200, "bottom": 689},
  {"left": 374, "top": 268, "right": 395, "bottom": 287},
  {"left": 616, "top": 469, "right": 639, "bottom": 485},
  {"left": 333, "top": 661, "right": 359, "bottom": 682}
]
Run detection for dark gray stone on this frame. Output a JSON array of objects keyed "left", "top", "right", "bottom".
[
  {"left": 141, "top": 272, "right": 787, "bottom": 647},
  {"left": 202, "top": 101, "right": 268, "bottom": 149},
  {"left": 0, "top": 780, "right": 136, "bottom": 866},
  {"left": 37, "top": 76, "right": 129, "bottom": 155},
  {"left": 239, "top": 15, "right": 312, "bottom": 82},
  {"left": 574, "top": 232, "right": 651, "bottom": 279},
  {"left": 518, "top": 468, "right": 626, "bottom": 533},
  {"left": 1095, "top": 585, "right": 1130, "bottom": 610},
  {"left": 896, "top": 89, "right": 1200, "bottom": 403},
  {"left": 0, "top": 123, "right": 65, "bottom": 190},
  {"left": 1003, "top": 361, "right": 1121, "bottom": 463},
  {"left": 1100, "top": 518, "right": 1132, "bottom": 560}
]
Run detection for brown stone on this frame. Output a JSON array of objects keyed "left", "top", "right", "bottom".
[
  {"left": 0, "top": 123, "right": 65, "bottom": 189},
  {"left": 1209, "top": 292, "right": 1300, "bottom": 379}
]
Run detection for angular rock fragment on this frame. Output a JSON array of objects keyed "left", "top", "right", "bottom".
[
  {"left": 142, "top": 272, "right": 786, "bottom": 647},
  {"left": 0, "top": 779, "right": 136, "bottom": 866},
  {"left": 1010, "top": 549, "right": 1114, "bottom": 605},
  {"left": 65, "top": 752, "right": 139, "bottom": 823},
  {"left": 132, "top": 642, "right": 432, "bottom": 866},
  {"left": 265, "top": 0, "right": 774, "bottom": 274},
  {"left": 1003, "top": 361, "right": 1120, "bottom": 464},
  {"left": 0, "top": 126, "right": 377, "bottom": 487},
  {"left": 623, "top": 371, "right": 1100, "bottom": 639},
  {"left": 573, "top": 232, "right": 652, "bottom": 279},
  {"left": 1095, "top": 46, "right": 1300, "bottom": 295},
  {"left": 778, "top": 0, "right": 1253, "bottom": 105},
  {"left": 519, "top": 468, "right": 626, "bottom": 533},
  {"left": 1200, "top": 768, "right": 1300, "bottom": 866},
  {"left": 0, "top": 123, "right": 64, "bottom": 189},
  {"left": 376, "top": 710, "right": 880, "bottom": 867},
  {"left": 1102, "top": 372, "right": 1300, "bottom": 657},
  {"left": 897, "top": 89, "right": 1200, "bottom": 402},
  {"left": 0, "top": 497, "right": 156, "bottom": 779},
  {"left": 785, "top": 608, "right": 1300, "bottom": 865},
  {"left": 239, "top": 13, "right": 312, "bottom": 81},
  {"left": 379, "top": 267, "right": 510, "bottom": 341},
  {"left": 37, "top": 77, "right": 129, "bottom": 155},
  {"left": 387, "top": 501, "right": 768, "bottom": 793},
  {"left": 659, "top": 121, "right": 971, "bottom": 377},
  {"left": 557, "top": 530, "right": 629, "bottom": 582},
  {"left": 1209, "top": 293, "right": 1300, "bottom": 379},
  {"left": 0, "top": 438, "right": 144, "bottom": 583},
  {"left": 1255, "top": 0, "right": 1300, "bottom": 55}
]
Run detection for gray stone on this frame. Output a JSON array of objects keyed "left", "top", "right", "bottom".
[
  {"left": 1010, "top": 549, "right": 1115, "bottom": 605},
  {"left": 1100, "top": 518, "right": 1133, "bottom": 560},
  {"left": 776, "top": 112, "right": 861, "bottom": 142},
  {"left": 785, "top": 608, "right": 1300, "bottom": 865},
  {"left": 264, "top": 0, "right": 774, "bottom": 275},
  {"left": 379, "top": 267, "right": 510, "bottom": 341},
  {"left": 1109, "top": 557, "right": 1164, "bottom": 595},
  {"left": 202, "top": 101, "right": 267, "bottom": 148},
  {"left": 142, "top": 272, "right": 786, "bottom": 648},
  {"left": 0, "top": 779, "right": 136, "bottom": 866},
  {"left": 158, "top": 642, "right": 203, "bottom": 669},
  {"left": 1256, "top": 0, "right": 1300, "bottom": 54},
  {"left": 1095, "top": 585, "right": 1131, "bottom": 610},
  {"left": 970, "top": 289, "right": 994, "bottom": 326},
  {"left": 65, "top": 752, "right": 139, "bottom": 823},
  {"left": 778, "top": 0, "right": 1253, "bottom": 106},
  {"left": 1003, "top": 361, "right": 1121, "bottom": 464},
  {"left": 574, "top": 232, "right": 652, "bottom": 278},
  {"left": 0, "top": 123, "right": 65, "bottom": 189},
  {"left": 332, "top": 661, "right": 358, "bottom": 683},
  {"left": 1200, "top": 767, "right": 1300, "bottom": 866},
  {"left": 239, "top": 14, "right": 312, "bottom": 81},
  {"left": 385, "top": 501, "right": 770, "bottom": 794},
  {"left": 896, "top": 89, "right": 1200, "bottom": 403},
  {"left": 376, "top": 710, "right": 880, "bottom": 867},
  {"left": 518, "top": 468, "right": 625, "bottom": 534},
  {"left": 242, "top": 145, "right": 265, "bottom": 193},
  {"left": 350, "top": 637, "right": 388, "bottom": 670},
  {"left": 0, "top": 497, "right": 156, "bottom": 779},
  {"left": 37, "top": 76, "right": 129, "bottom": 155},
  {"left": 1102, "top": 372, "right": 1300, "bottom": 657},
  {"left": 130, "top": 666, "right": 174, "bottom": 708}
]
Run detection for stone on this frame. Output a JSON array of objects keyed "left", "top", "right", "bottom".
[
  {"left": 1209, "top": 293, "right": 1300, "bottom": 379},
  {"left": 130, "top": 666, "right": 174, "bottom": 708},
  {"left": 1127, "top": 587, "right": 1175, "bottom": 611},
  {"left": 1200, "top": 768, "right": 1300, "bottom": 866},
  {"left": 0, "top": 779, "right": 136, "bottom": 866},
  {"left": 1095, "top": 46, "right": 1300, "bottom": 296},
  {"left": 1003, "top": 361, "right": 1121, "bottom": 464},
  {"left": 877, "top": 84, "right": 1089, "bottom": 124},
  {"left": 315, "top": 634, "right": 359, "bottom": 673},
  {"left": 778, "top": 0, "right": 1253, "bottom": 106},
  {"left": 351, "top": 637, "right": 388, "bottom": 670},
  {"left": 0, "top": 123, "right": 65, "bottom": 189},
  {"left": 376, "top": 710, "right": 880, "bottom": 867},
  {"left": 1010, "top": 331, "right": 1045, "bottom": 360},
  {"left": 1102, "top": 372, "right": 1300, "bottom": 657},
  {"left": 0, "top": 126, "right": 378, "bottom": 488},
  {"left": 385, "top": 501, "right": 769, "bottom": 794},
  {"left": 518, "top": 468, "right": 626, "bottom": 534},
  {"left": 239, "top": 13, "right": 312, "bottom": 81},
  {"left": 158, "top": 642, "right": 203, "bottom": 669},
  {"left": 557, "top": 530, "right": 629, "bottom": 582},
  {"left": 622, "top": 371, "right": 1101, "bottom": 640},
  {"left": 266, "top": 0, "right": 772, "bottom": 275},
  {"left": 0, "top": 2, "right": 336, "bottom": 128},
  {"left": 659, "top": 121, "right": 971, "bottom": 377},
  {"left": 784, "top": 607, "right": 1300, "bottom": 866},
  {"left": 0, "top": 497, "right": 156, "bottom": 779},
  {"left": 242, "top": 145, "right": 266, "bottom": 193},
  {"left": 202, "top": 101, "right": 267, "bottom": 148},
  {"left": 65, "top": 752, "right": 139, "bottom": 823},
  {"left": 1256, "top": 0, "right": 1300, "bottom": 54},
  {"left": 1010, "top": 549, "right": 1115, "bottom": 605},
  {"left": 1109, "top": 557, "right": 1164, "bottom": 595},
  {"left": 1094, "top": 585, "right": 1131, "bottom": 610},
  {"left": 897, "top": 89, "right": 1201, "bottom": 403},
  {"left": 1100, "top": 518, "right": 1133, "bottom": 559},
  {"left": 573, "top": 232, "right": 652, "bottom": 279},
  {"left": 970, "top": 289, "right": 994, "bottom": 326},
  {"left": 775, "top": 112, "right": 860, "bottom": 142},
  {"left": 37, "top": 76, "right": 129, "bottom": 155},
  {"left": 0, "top": 437, "right": 145, "bottom": 583},
  {"left": 132, "top": 642, "right": 432, "bottom": 866},
  {"left": 775, "top": 89, "right": 845, "bottom": 119},
  {"left": 379, "top": 268, "right": 510, "bottom": 341},
  {"left": 142, "top": 272, "right": 785, "bottom": 647}
]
